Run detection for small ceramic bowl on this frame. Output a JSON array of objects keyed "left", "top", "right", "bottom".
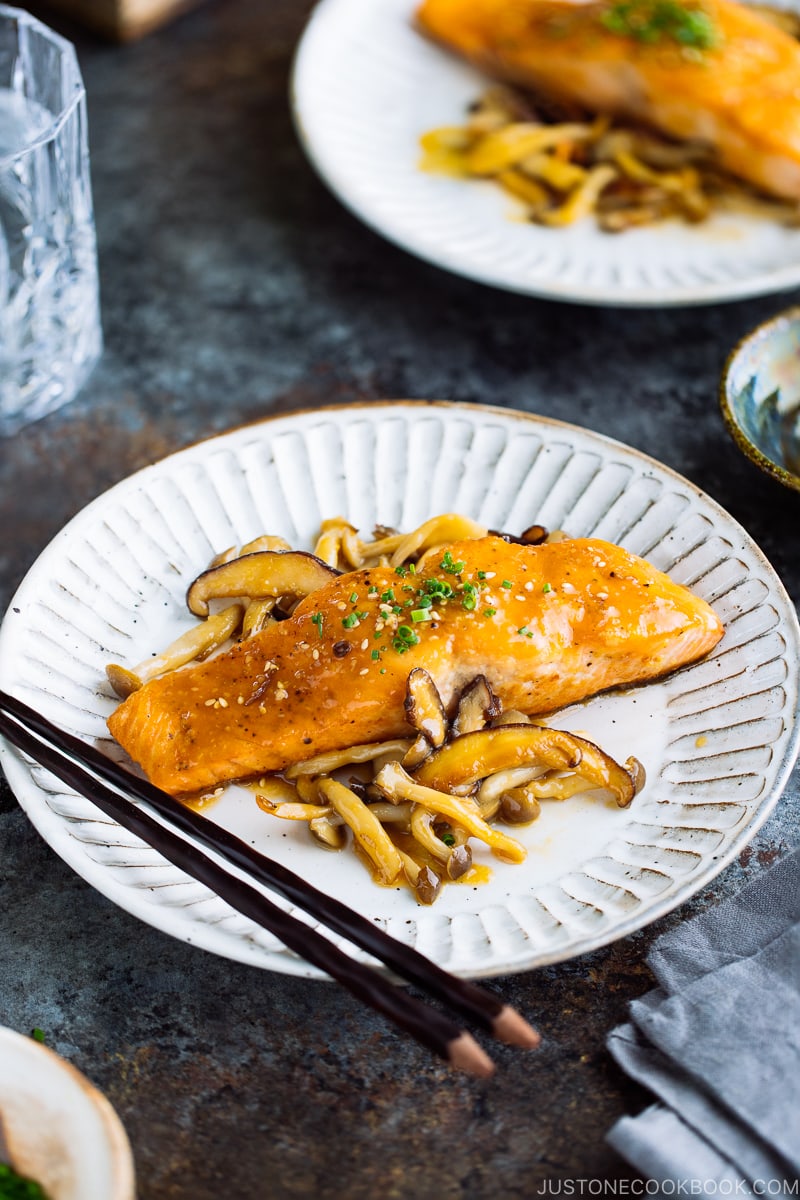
[
  {"left": 0, "top": 1026, "right": 135, "bottom": 1200},
  {"left": 720, "top": 306, "right": 800, "bottom": 493}
]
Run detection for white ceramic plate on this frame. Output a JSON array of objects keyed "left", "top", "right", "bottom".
[
  {"left": 291, "top": 0, "right": 800, "bottom": 307},
  {"left": 1, "top": 402, "right": 798, "bottom": 979}
]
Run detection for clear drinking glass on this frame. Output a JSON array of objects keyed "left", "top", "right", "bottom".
[{"left": 0, "top": 5, "right": 102, "bottom": 435}]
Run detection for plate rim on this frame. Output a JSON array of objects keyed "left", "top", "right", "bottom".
[
  {"left": 290, "top": 0, "right": 800, "bottom": 308},
  {"left": 1, "top": 398, "right": 799, "bottom": 980}
]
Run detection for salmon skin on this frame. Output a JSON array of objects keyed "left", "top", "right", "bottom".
[
  {"left": 106, "top": 536, "right": 723, "bottom": 796},
  {"left": 416, "top": 0, "right": 800, "bottom": 201}
]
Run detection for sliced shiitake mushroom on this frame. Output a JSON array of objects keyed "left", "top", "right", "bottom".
[
  {"left": 450, "top": 675, "right": 502, "bottom": 738},
  {"left": 413, "top": 724, "right": 584, "bottom": 793},
  {"left": 402, "top": 732, "right": 433, "bottom": 771},
  {"left": 489, "top": 524, "right": 549, "bottom": 546},
  {"left": 565, "top": 738, "right": 643, "bottom": 808},
  {"left": 186, "top": 550, "right": 340, "bottom": 618},
  {"left": 404, "top": 668, "right": 448, "bottom": 747}
]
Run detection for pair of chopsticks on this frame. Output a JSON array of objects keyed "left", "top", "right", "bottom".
[{"left": 0, "top": 690, "right": 540, "bottom": 1076}]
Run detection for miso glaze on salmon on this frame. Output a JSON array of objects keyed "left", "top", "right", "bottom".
[
  {"left": 416, "top": 0, "right": 800, "bottom": 201},
  {"left": 106, "top": 537, "right": 723, "bottom": 796}
]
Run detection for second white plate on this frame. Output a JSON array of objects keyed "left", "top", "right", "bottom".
[
  {"left": 1, "top": 403, "right": 798, "bottom": 978},
  {"left": 292, "top": 0, "right": 800, "bottom": 306}
]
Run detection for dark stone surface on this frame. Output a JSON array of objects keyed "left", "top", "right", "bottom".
[{"left": 1, "top": 1, "right": 798, "bottom": 1195}]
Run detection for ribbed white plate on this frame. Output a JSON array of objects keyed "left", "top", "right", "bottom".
[
  {"left": 291, "top": 0, "right": 800, "bottom": 307},
  {"left": 1, "top": 403, "right": 798, "bottom": 979}
]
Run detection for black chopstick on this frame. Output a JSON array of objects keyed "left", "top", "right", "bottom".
[
  {"left": 0, "top": 706, "right": 492, "bottom": 1078},
  {"left": 0, "top": 690, "right": 540, "bottom": 1063}
]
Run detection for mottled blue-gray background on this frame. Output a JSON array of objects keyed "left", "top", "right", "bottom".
[{"left": 1, "top": 2, "right": 798, "bottom": 1195}]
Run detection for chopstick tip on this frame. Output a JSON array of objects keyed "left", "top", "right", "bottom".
[
  {"left": 491, "top": 1004, "right": 541, "bottom": 1049},
  {"left": 448, "top": 1032, "right": 495, "bottom": 1079}
]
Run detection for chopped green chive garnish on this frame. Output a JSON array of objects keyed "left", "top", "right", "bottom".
[
  {"left": 600, "top": 0, "right": 718, "bottom": 49},
  {"left": 395, "top": 565, "right": 407, "bottom": 577},
  {"left": 349, "top": 592, "right": 358, "bottom": 603},
  {"left": 483, "top": 607, "right": 497, "bottom": 617},
  {"left": 411, "top": 608, "right": 432, "bottom": 622},
  {"left": 31, "top": 1028, "right": 45, "bottom": 1043},
  {"left": 461, "top": 594, "right": 477, "bottom": 611},
  {"left": 501, "top": 580, "right": 513, "bottom": 589},
  {"left": 311, "top": 611, "right": 324, "bottom": 636},
  {"left": 381, "top": 588, "right": 396, "bottom": 602},
  {"left": 440, "top": 551, "right": 464, "bottom": 574},
  {"left": 440, "top": 832, "right": 455, "bottom": 847},
  {"left": 392, "top": 625, "right": 420, "bottom": 653},
  {"left": 542, "top": 582, "right": 552, "bottom": 594},
  {"left": 425, "top": 578, "right": 454, "bottom": 599},
  {"left": 371, "top": 649, "right": 381, "bottom": 661},
  {"left": 477, "top": 571, "right": 487, "bottom": 580},
  {"left": 342, "top": 613, "right": 358, "bottom": 629}
]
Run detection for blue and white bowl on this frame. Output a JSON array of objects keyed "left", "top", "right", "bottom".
[{"left": 721, "top": 306, "right": 800, "bottom": 492}]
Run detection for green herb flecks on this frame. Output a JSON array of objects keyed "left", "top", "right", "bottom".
[
  {"left": 0, "top": 1162, "right": 50, "bottom": 1200},
  {"left": 439, "top": 550, "right": 465, "bottom": 575},
  {"left": 393, "top": 625, "right": 420, "bottom": 653},
  {"left": 600, "top": 0, "right": 718, "bottom": 49},
  {"left": 310, "top": 611, "right": 324, "bottom": 637}
]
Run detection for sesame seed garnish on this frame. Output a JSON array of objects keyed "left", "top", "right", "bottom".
[
  {"left": 359, "top": 668, "right": 369, "bottom": 676},
  {"left": 312, "top": 648, "right": 320, "bottom": 660},
  {"left": 524, "top": 581, "right": 534, "bottom": 591},
  {"left": 218, "top": 697, "right": 228, "bottom": 708},
  {"left": 360, "top": 638, "right": 369, "bottom": 650}
]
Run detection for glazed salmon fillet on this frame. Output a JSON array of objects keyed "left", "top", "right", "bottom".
[
  {"left": 106, "top": 536, "right": 723, "bottom": 795},
  {"left": 416, "top": 0, "right": 800, "bottom": 200}
]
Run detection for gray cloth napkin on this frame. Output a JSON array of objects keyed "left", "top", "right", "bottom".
[{"left": 607, "top": 848, "right": 800, "bottom": 1191}]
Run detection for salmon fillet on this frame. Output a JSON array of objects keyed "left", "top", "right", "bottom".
[
  {"left": 416, "top": 0, "right": 800, "bottom": 200},
  {"left": 106, "top": 536, "right": 723, "bottom": 795}
]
